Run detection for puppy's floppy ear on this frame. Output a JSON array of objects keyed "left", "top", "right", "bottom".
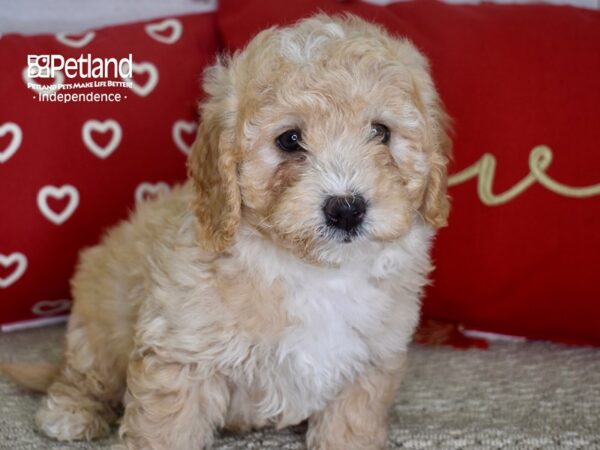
[
  {"left": 420, "top": 99, "right": 452, "bottom": 228},
  {"left": 405, "top": 48, "right": 452, "bottom": 229},
  {"left": 188, "top": 58, "right": 241, "bottom": 253}
]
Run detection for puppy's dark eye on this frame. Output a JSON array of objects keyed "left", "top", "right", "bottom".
[
  {"left": 370, "top": 123, "right": 390, "bottom": 145},
  {"left": 276, "top": 129, "right": 303, "bottom": 152}
]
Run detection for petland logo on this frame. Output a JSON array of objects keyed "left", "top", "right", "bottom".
[
  {"left": 26, "top": 54, "right": 134, "bottom": 103},
  {"left": 27, "top": 54, "right": 133, "bottom": 79}
]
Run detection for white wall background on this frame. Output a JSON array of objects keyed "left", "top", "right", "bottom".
[{"left": 0, "top": 0, "right": 597, "bottom": 35}]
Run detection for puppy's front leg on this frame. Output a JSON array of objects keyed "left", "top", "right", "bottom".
[
  {"left": 118, "top": 352, "right": 229, "bottom": 450},
  {"left": 307, "top": 354, "right": 406, "bottom": 450}
]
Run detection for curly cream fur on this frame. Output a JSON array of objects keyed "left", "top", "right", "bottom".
[{"left": 5, "top": 14, "right": 450, "bottom": 450}]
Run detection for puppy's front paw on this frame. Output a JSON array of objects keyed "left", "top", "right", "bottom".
[
  {"left": 307, "top": 438, "right": 387, "bottom": 450},
  {"left": 36, "top": 395, "right": 111, "bottom": 441}
]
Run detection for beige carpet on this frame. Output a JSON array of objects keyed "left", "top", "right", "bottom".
[{"left": 1, "top": 325, "right": 599, "bottom": 450}]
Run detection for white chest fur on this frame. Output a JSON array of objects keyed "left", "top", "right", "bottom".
[
  {"left": 273, "top": 265, "right": 395, "bottom": 423},
  {"left": 231, "top": 223, "right": 433, "bottom": 425}
]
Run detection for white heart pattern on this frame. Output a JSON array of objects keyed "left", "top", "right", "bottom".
[
  {"left": 0, "top": 122, "right": 22, "bottom": 163},
  {"left": 0, "top": 252, "right": 28, "bottom": 289},
  {"left": 172, "top": 120, "right": 197, "bottom": 156},
  {"left": 122, "top": 61, "right": 159, "bottom": 97},
  {"left": 37, "top": 185, "right": 80, "bottom": 225},
  {"left": 145, "top": 19, "right": 183, "bottom": 45},
  {"left": 22, "top": 66, "right": 64, "bottom": 91},
  {"left": 82, "top": 119, "right": 122, "bottom": 159},
  {"left": 135, "top": 182, "right": 170, "bottom": 206},
  {"left": 31, "top": 299, "right": 72, "bottom": 316},
  {"left": 55, "top": 31, "right": 95, "bottom": 48}
]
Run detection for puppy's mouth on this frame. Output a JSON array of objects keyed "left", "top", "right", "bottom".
[
  {"left": 318, "top": 225, "right": 366, "bottom": 244},
  {"left": 339, "top": 228, "right": 364, "bottom": 244}
]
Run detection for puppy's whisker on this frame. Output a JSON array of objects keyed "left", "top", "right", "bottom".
[{"left": 411, "top": 205, "right": 426, "bottom": 224}]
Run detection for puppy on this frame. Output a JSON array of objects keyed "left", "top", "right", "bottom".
[{"left": 3, "top": 14, "right": 450, "bottom": 450}]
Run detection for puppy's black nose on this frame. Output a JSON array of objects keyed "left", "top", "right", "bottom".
[{"left": 323, "top": 195, "right": 367, "bottom": 233}]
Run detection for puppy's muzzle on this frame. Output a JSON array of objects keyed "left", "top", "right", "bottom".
[{"left": 323, "top": 195, "right": 367, "bottom": 235}]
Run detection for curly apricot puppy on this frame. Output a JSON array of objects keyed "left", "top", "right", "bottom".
[{"left": 3, "top": 14, "right": 450, "bottom": 450}]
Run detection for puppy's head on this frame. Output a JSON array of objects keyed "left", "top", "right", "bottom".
[{"left": 189, "top": 14, "right": 451, "bottom": 264}]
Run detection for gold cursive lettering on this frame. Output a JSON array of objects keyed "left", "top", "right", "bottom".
[{"left": 448, "top": 145, "right": 600, "bottom": 206}]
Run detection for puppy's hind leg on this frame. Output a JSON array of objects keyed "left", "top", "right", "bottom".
[
  {"left": 37, "top": 314, "right": 127, "bottom": 441},
  {"left": 119, "top": 351, "right": 230, "bottom": 450}
]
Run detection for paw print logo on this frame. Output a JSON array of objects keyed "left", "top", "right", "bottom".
[{"left": 27, "top": 55, "right": 51, "bottom": 78}]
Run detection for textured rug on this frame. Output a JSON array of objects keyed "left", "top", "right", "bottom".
[{"left": 1, "top": 325, "right": 599, "bottom": 450}]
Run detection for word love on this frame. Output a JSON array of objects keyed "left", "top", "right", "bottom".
[{"left": 448, "top": 145, "right": 600, "bottom": 206}]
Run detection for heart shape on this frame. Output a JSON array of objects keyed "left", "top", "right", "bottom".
[
  {"left": 0, "top": 122, "right": 22, "bottom": 164},
  {"left": 122, "top": 61, "right": 159, "bottom": 97},
  {"left": 0, "top": 252, "right": 28, "bottom": 289},
  {"left": 22, "top": 66, "right": 64, "bottom": 92},
  {"left": 37, "top": 185, "right": 79, "bottom": 225},
  {"left": 172, "top": 120, "right": 197, "bottom": 156},
  {"left": 82, "top": 119, "right": 122, "bottom": 159},
  {"left": 31, "top": 299, "right": 72, "bottom": 316},
  {"left": 135, "top": 182, "right": 170, "bottom": 205},
  {"left": 145, "top": 19, "right": 183, "bottom": 45},
  {"left": 55, "top": 31, "right": 95, "bottom": 48}
]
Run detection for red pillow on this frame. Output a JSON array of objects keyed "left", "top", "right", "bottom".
[
  {"left": 0, "top": 13, "right": 218, "bottom": 328},
  {"left": 216, "top": 0, "right": 600, "bottom": 345}
]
